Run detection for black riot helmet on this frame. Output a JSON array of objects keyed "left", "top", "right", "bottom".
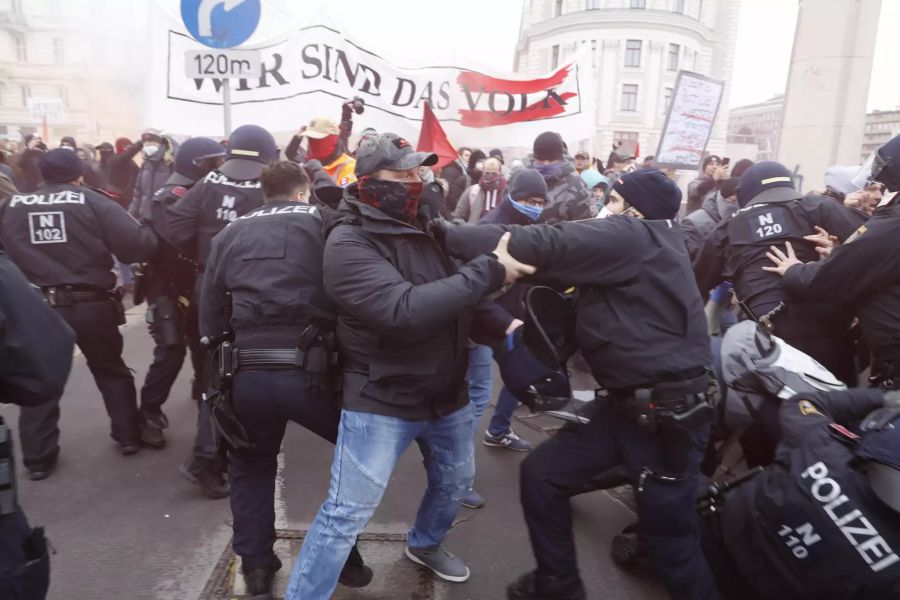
[
  {"left": 495, "top": 287, "right": 578, "bottom": 413},
  {"left": 168, "top": 137, "right": 226, "bottom": 186},
  {"left": 855, "top": 395, "right": 900, "bottom": 514},
  {"left": 220, "top": 124, "right": 278, "bottom": 181},
  {"left": 856, "top": 134, "right": 900, "bottom": 193}
]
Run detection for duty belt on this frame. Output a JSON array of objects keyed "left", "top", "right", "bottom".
[
  {"left": 41, "top": 285, "right": 115, "bottom": 306},
  {"left": 606, "top": 370, "right": 714, "bottom": 432}
]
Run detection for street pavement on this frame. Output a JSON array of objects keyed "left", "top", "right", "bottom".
[{"left": 2, "top": 306, "right": 668, "bottom": 600}]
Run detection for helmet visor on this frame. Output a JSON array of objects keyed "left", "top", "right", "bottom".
[{"left": 853, "top": 151, "right": 888, "bottom": 189}]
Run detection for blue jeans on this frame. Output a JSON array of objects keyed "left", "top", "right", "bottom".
[
  {"left": 285, "top": 404, "right": 475, "bottom": 600},
  {"left": 467, "top": 344, "right": 519, "bottom": 439},
  {"left": 487, "top": 386, "right": 520, "bottom": 437}
]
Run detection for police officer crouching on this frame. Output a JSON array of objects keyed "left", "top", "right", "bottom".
[
  {"left": 441, "top": 169, "right": 718, "bottom": 599},
  {"left": 166, "top": 124, "right": 275, "bottom": 498},
  {"left": 134, "top": 137, "right": 225, "bottom": 449},
  {"left": 0, "top": 149, "right": 158, "bottom": 476},
  {"left": 695, "top": 389, "right": 900, "bottom": 599},
  {"left": 199, "top": 161, "right": 371, "bottom": 599}
]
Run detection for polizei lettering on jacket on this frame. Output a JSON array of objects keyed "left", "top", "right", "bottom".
[
  {"left": 235, "top": 204, "right": 317, "bottom": 222},
  {"left": 801, "top": 461, "right": 900, "bottom": 572},
  {"left": 203, "top": 171, "right": 262, "bottom": 189},
  {"left": 9, "top": 191, "right": 86, "bottom": 207}
]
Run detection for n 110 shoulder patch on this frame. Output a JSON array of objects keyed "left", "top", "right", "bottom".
[
  {"left": 28, "top": 211, "right": 67, "bottom": 245},
  {"left": 750, "top": 210, "right": 790, "bottom": 241}
]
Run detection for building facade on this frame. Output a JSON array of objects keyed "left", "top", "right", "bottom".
[
  {"left": 861, "top": 108, "right": 900, "bottom": 163},
  {"left": 726, "top": 95, "right": 784, "bottom": 162},
  {"left": 514, "top": 0, "right": 740, "bottom": 164},
  {"left": 0, "top": 0, "right": 148, "bottom": 148}
]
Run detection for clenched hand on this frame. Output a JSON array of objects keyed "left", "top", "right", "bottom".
[{"left": 493, "top": 232, "right": 536, "bottom": 284}]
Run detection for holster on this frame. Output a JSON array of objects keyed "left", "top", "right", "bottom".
[
  {"left": 612, "top": 371, "right": 718, "bottom": 473},
  {"left": 203, "top": 340, "right": 254, "bottom": 451},
  {"left": 0, "top": 417, "right": 16, "bottom": 516},
  {"left": 146, "top": 296, "right": 181, "bottom": 346},
  {"left": 295, "top": 321, "right": 341, "bottom": 395}
]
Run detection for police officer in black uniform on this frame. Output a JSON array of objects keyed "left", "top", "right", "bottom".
[
  {"left": 441, "top": 169, "right": 717, "bottom": 600},
  {"left": 0, "top": 250, "right": 75, "bottom": 600},
  {"left": 0, "top": 149, "right": 157, "bottom": 476},
  {"left": 200, "top": 161, "right": 371, "bottom": 599},
  {"left": 694, "top": 161, "right": 861, "bottom": 385},
  {"left": 696, "top": 388, "right": 900, "bottom": 599},
  {"left": 165, "top": 124, "right": 275, "bottom": 497},
  {"left": 135, "top": 137, "right": 225, "bottom": 449},
  {"left": 765, "top": 135, "right": 900, "bottom": 392}
]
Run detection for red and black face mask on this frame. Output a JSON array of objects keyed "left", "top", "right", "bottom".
[{"left": 358, "top": 176, "right": 424, "bottom": 224}]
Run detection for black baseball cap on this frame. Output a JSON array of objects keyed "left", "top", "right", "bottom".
[
  {"left": 736, "top": 161, "right": 800, "bottom": 207},
  {"left": 355, "top": 133, "right": 437, "bottom": 177}
]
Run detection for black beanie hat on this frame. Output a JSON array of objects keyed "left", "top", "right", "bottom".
[
  {"left": 612, "top": 169, "right": 681, "bottom": 220},
  {"left": 701, "top": 154, "right": 721, "bottom": 170},
  {"left": 533, "top": 131, "right": 564, "bottom": 161},
  {"left": 60, "top": 136, "right": 77, "bottom": 150},
  {"left": 509, "top": 169, "right": 548, "bottom": 202},
  {"left": 39, "top": 148, "right": 84, "bottom": 183}
]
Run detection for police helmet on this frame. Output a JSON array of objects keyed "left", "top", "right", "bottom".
[
  {"left": 856, "top": 397, "right": 900, "bottom": 513},
  {"left": 494, "top": 287, "right": 579, "bottom": 413},
  {"left": 169, "top": 137, "right": 226, "bottom": 186},
  {"left": 855, "top": 134, "right": 900, "bottom": 193},
  {"left": 220, "top": 124, "right": 278, "bottom": 181}
]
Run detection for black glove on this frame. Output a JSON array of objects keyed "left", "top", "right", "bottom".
[{"left": 427, "top": 217, "right": 452, "bottom": 247}]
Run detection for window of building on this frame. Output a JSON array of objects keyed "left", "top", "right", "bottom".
[
  {"left": 587, "top": 0, "right": 602, "bottom": 8},
  {"left": 14, "top": 35, "right": 27, "bottom": 62},
  {"left": 0, "top": 82, "right": 5, "bottom": 107},
  {"left": 621, "top": 84, "right": 638, "bottom": 111},
  {"left": 20, "top": 84, "right": 30, "bottom": 106},
  {"left": 551, "top": 44, "right": 560, "bottom": 69},
  {"left": 664, "top": 87, "right": 673, "bottom": 114},
  {"left": 630, "top": 0, "right": 646, "bottom": 8},
  {"left": 555, "top": 0, "right": 563, "bottom": 16},
  {"left": 614, "top": 131, "right": 640, "bottom": 156},
  {"left": 668, "top": 43, "right": 680, "bottom": 71},
  {"left": 52, "top": 38, "right": 64, "bottom": 64},
  {"left": 675, "top": 0, "right": 685, "bottom": 12},
  {"left": 698, "top": 0, "right": 704, "bottom": 19},
  {"left": 57, "top": 85, "right": 67, "bottom": 106},
  {"left": 625, "top": 40, "right": 642, "bottom": 67},
  {"left": 11, "top": 0, "right": 22, "bottom": 13}
]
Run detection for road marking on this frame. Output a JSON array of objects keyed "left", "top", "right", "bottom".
[{"left": 275, "top": 449, "right": 288, "bottom": 529}]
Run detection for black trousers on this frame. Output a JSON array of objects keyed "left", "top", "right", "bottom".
[
  {"left": 519, "top": 399, "right": 716, "bottom": 600},
  {"left": 139, "top": 298, "right": 204, "bottom": 414},
  {"left": 229, "top": 369, "right": 340, "bottom": 569},
  {"left": 19, "top": 300, "right": 138, "bottom": 469}
]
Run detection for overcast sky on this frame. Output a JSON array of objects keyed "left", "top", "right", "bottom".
[{"left": 285, "top": 0, "right": 899, "bottom": 112}]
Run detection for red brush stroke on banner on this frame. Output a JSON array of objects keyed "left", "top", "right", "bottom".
[
  {"left": 457, "top": 66, "right": 571, "bottom": 95},
  {"left": 459, "top": 92, "right": 577, "bottom": 128}
]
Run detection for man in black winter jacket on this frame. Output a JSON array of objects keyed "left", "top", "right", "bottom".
[{"left": 286, "top": 133, "right": 534, "bottom": 600}]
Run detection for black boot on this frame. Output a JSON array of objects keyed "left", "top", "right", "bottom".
[
  {"left": 178, "top": 457, "right": 230, "bottom": 499},
  {"left": 139, "top": 410, "right": 168, "bottom": 449},
  {"left": 242, "top": 555, "right": 282, "bottom": 600},
  {"left": 611, "top": 522, "right": 643, "bottom": 565},
  {"left": 507, "top": 570, "right": 586, "bottom": 600},
  {"left": 339, "top": 542, "right": 373, "bottom": 588}
]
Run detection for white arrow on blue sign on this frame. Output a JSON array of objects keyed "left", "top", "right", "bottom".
[{"left": 180, "top": 0, "right": 261, "bottom": 49}]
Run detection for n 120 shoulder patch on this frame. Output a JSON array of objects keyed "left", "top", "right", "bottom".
[{"left": 749, "top": 209, "right": 791, "bottom": 241}]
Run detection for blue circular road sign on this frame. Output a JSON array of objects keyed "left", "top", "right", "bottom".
[{"left": 181, "top": 0, "right": 261, "bottom": 49}]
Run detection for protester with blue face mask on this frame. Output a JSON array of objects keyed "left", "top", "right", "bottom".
[
  {"left": 482, "top": 168, "right": 548, "bottom": 225},
  {"left": 530, "top": 132, "right": 593, "bottom": 223}
]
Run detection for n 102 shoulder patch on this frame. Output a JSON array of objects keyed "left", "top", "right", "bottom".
[{"left": 29, "top": 211, "right": 67, "bottom": 244}]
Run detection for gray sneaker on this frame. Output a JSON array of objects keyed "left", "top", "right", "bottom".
[{"left": 404, "top": 544, "right": 470, "bottom": 582}]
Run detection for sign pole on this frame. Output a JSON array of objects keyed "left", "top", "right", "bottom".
[{"left": 223, "top": 78, "right": 232, "bottom": 138}]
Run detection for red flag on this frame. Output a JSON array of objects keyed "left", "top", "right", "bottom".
[
  {"left": 634, "top": 141, "right": 640, "bottom": 158},
  {"left": 417, "top": 102, "right": 457, "bottom": 170}
]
